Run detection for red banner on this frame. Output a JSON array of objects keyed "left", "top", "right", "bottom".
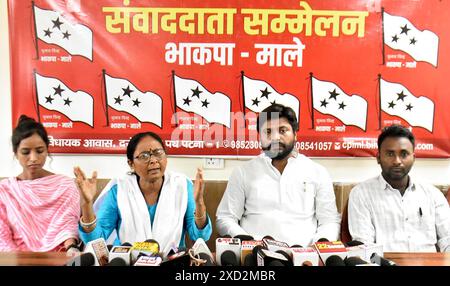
[{"left": 8, "top": 0, "right": 450, "bottom": 157}]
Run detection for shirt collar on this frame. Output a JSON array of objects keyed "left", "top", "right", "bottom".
[
  {"left": 377, "top": 174, "right": 416, "bottom": 192},
  {"left": 260, "top": 149, "right": 299, "bottom": 163}
]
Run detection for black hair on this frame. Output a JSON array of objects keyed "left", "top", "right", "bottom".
[
  {"left": 377, "top": 124, "right": 415, "bottom": 150},
  {"left": 256, "top": 103, "right": 299, "bottom": 133},
  {"left": 126, "top": 131, "right": 165, "bottom": 161},
  {"left": 12, "top": 115, "right": 49, "bottom": 153}
]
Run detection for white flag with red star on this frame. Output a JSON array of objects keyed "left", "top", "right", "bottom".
[
  {"left": 383, "top": 11, "right": 439, "bottom": 67},
  {"left": 242, "top": 75, "right": 300, "bottom": 121},
  {"left": 312, "top": 77, "right": 368, "bottom": 131},
  {"left": 34, "top": 4, "right": 93, "bottom": 60},
  {"left": 35, "top": 73, "right": 94, "bottom": 126},
  {"left": 380, "top": 78, "right": 434, "bottom": 132},
  {"left": 105, "top": 74, "right": 162, "bottom": 127},
  {"left": 174, "top": 75, "right": 231, "bottom": 127}
]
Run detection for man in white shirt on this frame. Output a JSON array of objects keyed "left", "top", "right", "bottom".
[
  {"left": 216, "top": 104, "right": 341, "bottom": 247},
  {"left": 348, "top": 125, "right": 450, "bottom": 252}
]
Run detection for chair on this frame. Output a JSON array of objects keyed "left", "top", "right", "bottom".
[
  {"left": 446, "top": 187, "right": 450, "bottom": 205},
  {"left": 340, "top": 202, "right": 352, "bottom": 244}
]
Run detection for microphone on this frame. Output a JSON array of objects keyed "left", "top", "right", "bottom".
[
  {"left": 345, "top": 240, "right": 364, "bottom": 247},
  {"left": 290, "top": 247, "right": 320, "bottom": 266},
  {"left": 82, "top": 238, "right": 110, "bottom": 266},
  {"left": 345, "top": 241, "right": 367, "bottom": 262},
  {"left": 243, "top": 253, "right": 256, "bottom": 266},
  {"left": 255, "top": 248, "right": 289, "bottom": 266},
  {"left": 234, "top": 234, "right": 254, "bottom": 241},
  {"left": 106, "top": 257, "right": 127, "bottom": 266},
  {"left": 247, "top": 245, "right": 264, "bottom": 266},
  {"left": 108, "top": 243, "right": 133, "bottom": 266},
  {"left": 167, "top": 244, "right": 186, "bottom": 257},
  {"left": 267, "top": 260, "right": 285, "bottom": 266},
  {"left": 221, "top": 250, "right": 240, "bottom": 266},
  {"left": 262, "top": 238, "right": 290, "bottom": 253},
  {"left": 216, "top": 237, "right": 241, "bottom": 266},
  {"left": 131, "top": 239, "right": 160, "bottom": 262},
  {"left": 345, "top": 240, "right": 384, "bottom": 262},
  {"left": 134, "top": 255, "right": 163, "bottom": 266},
  {"left": 191, "top": 238, "right": 215, "bottom": 266},
  {"left": 275, "top": 250, "right": 293, "bottom": 266},
  {"left": 198, "top": 253, "right": 215, "bottom": 266},
  {"left": 313, "top": 240, "right": 347, "bottom": 266},
  {"left": 66, "top": 252, "right": 96, "bottom": 266},
  {"left": 160, "top": 247, "right": 191, "bottom": 267},
  {"left": 344, "top": 256, "right": 369, "bottom": 266},
  {"left": 370, "top": 253, "right": 397, "bottom": 266},
  {"left": 325, "top": 255, "right": 345, "bottom": 266},
  {"left": 317, "top": 238, "right": 330, "bottom": 242},
  {"left": 240, "top": 240, "right": 263, "bottom": 266}
]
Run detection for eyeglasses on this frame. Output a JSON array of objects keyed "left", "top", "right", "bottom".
[{"left": 134, "top": 149, "right": 165, "bottom": 162}]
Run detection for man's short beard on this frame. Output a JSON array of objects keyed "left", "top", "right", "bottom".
[{"left": 262, "top": 141, "right": 295, "bottom": 160}]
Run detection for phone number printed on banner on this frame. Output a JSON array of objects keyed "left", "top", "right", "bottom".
[
  {"left": 296, "top": 141, "right": 333, "bottom": 151},
  {"left": 223, "top": 140, "right": 261, "bottom": 150}
]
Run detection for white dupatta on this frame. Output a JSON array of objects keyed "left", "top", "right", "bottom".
[{"left": 94, "top": 171, "right": 188, "bottom": 256}]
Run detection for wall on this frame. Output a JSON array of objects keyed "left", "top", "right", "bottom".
[{"left": 1, "top": 1, "right": 450, "bottom": 184}]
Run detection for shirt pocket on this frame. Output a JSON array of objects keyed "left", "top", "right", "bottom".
[{"left": 284, "top": 180, "right": 316, "bottom": 215}]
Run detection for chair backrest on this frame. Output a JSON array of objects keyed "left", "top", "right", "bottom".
[
  {"left": 446, "top": 187, "right": 450, "bottom": 205},
  {"left": 340, "top": 202, "right": 352, "bottom": 244}
]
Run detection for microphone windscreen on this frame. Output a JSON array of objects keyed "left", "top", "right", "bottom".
[
  {"left": 221, "top": 234, "right": 232, "bottom": 238},
  {"left": 221, "top": 250, "right": 239, "bottom": 266},
  {"left": 262, "top": 235, "right": 274, "bottom": 240},
  {"left": 121, "top": 242, "right": 132, "bottom": 247},
  {"left": 198, "top": 252, "right": 215, "bottom": 266},
  {"left": 290, "top": 244, "right": 303, "bottom": 248},
  {"left": 325, "top": 255, "right": 345, "bottom": 266},
  {"left": 345, "top": 240, "right": 364, "bottom": 247},
  {"left": 107, "top": 257, "right": 127, "bottom": 266},
  {"left": 66, "top": 252, "right": 95, "bottom": 266},
  {"left": 275, "top": 250, "right": 290, "bottom": 259},
  {"left": 267, "top": 260, "right": 285, "bottom": 266},
  {"left": 275, "top": 250, "right": 293, "bottom": 266},
  {"left": 233, "top": 234, "right": 254, "bottom": 241},
  {"left": 370, "top": 253, "right": 397, "bottom": 266},
  {"left": 317, "top": 238, "right": 329, "bottom": 242},
  {"left": 243, "top": 253, "right": 256, "bottom": 266},
  {"left": 252, "top": 245, "right": 264, "bottom": 257},
  {"left": 344, "top": 256, "right": 368, "bottom": 266}
]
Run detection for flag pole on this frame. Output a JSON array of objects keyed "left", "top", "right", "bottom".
[
  {"left": 378, "top": 74, "right": 382, "bottom": 130},
  {"left": 381, "top": 7, "right": 386, "bottom": 65},
  {"left": 171, "top": 70, "right": 178, "bottom": 127},
  {"left": 32, "top": 69, "right": 41, "bottom": 122},
  {"left": 102, "top": 69, "right": 110, "bottom": 127},
  {"left": 309, "top": 72, "right": 314, "bottom": 129},
  {"left": 31, "top": 1, "right": 40, "bottom": 60},
  {"left": 240, "top": 71, "right": 246, "bottom": 128}
]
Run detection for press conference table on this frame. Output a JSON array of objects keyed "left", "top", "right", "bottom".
[{"left": 0, "top": 252, "right": 449, "bottom": 266}]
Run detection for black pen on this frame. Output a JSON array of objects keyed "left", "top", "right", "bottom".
[{"left": 419, "top": 207, "right": 423, "bottom": 217}]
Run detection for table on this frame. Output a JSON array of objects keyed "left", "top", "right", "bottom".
[
  {"left": 0, "top": 252, "right": 449, "bottom": 266},
  {"left": 384, "top": 252, "right": 450, "bottom": 266},
  {"left": 0, "top": 251, "right": 70, "bottom": 266}
]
